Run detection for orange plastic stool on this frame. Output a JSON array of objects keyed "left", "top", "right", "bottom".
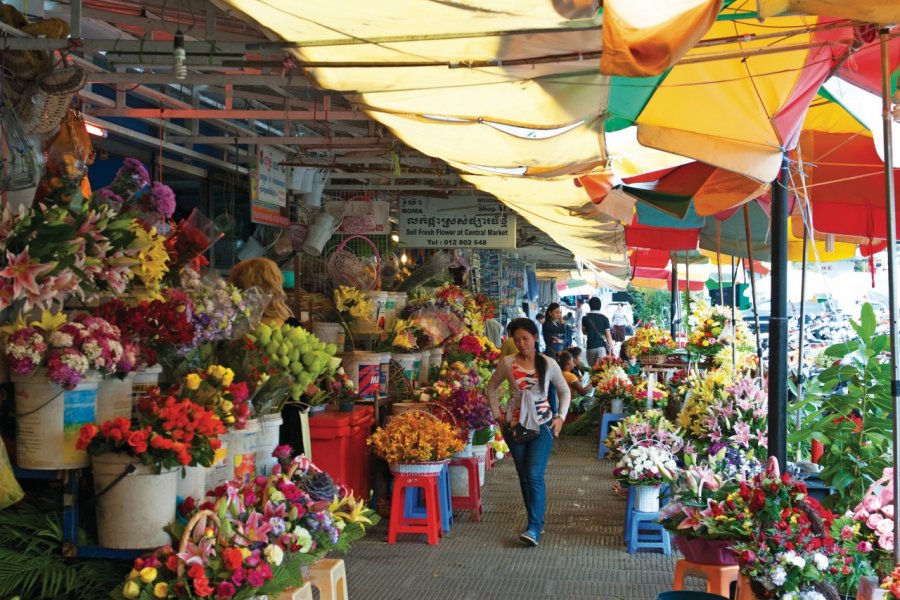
[
  {"left": 673, "top": 559, "right": 740, "bottom": 597},
  {"left": 388, "top": 473, "right": 442, "bottom": 545},
  {"left": 449, "top": 456, "right": 483, "bottom": 521},
  {"left": 306, "top": 558, "right": 348, "bottom": 600}
]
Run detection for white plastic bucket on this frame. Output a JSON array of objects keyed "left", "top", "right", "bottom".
[
  {"left": 392, "top": 353, "right": 418, "bottom": 384},
  {"left": 96, "top": 375, "right": 134, "bottom": 423},
  {"left": 311, "top": 322, "right": 346, "bottom": 349},
  {"left": 634, "top": 484, "right": 661, "bottom": 512},
  {"left": 92, "top": 453, "right": 177, "bottom": 548},
  {"left": 222, "top": 422, "right": 257, "bottom": 485},
  {"left": 177, "top": 465, "right": 208, "bottom": 503},
  {"left": 131, "top": 366, "right": 164, "bottom": 406},
  {"left": 13, "top": 373, "right": 98, "bottom": 469},
  {"left": 430, "top": 347, "right": 443, "bottom": 370},
  {"left": 374, "top": 352, "right": 391, "bottom": 397},
  {"left": 610, "top": 398, "right": 625, "bottom": 414},
  {"left": 254, "top": 414, "right": 283, "bottom": 476},
  {"left": 365, "top": 291, "right": 387, "bottom": 328},
  {"left": 302, "top": 212, "right": 340, "bottom": 257},
  {"left": 417, "top": 350, "right": 430, "bottom": 385},
  {"left": 344, "top": 351, "right": 381, "bottom": 400},
  {"left": 472, "top": 444, "right": 488, "bottom": 487},
  {"left": 204, "top": 442, "right": 231, "bottom": 492}
]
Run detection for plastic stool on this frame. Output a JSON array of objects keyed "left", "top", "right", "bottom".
[
  {"left": 306, "top": 558, "right": 348, "bottom": 600},
  {"left": 485, "top": 445, "right": 495, "bottom": 471},
  {"left": 404, "top": 463, "right": 453, "bottom": 532},
  {"left": 627, "top": 511, "right": 671, "bottom": 555},
  {"left": 672, "top": 560, "right": 739, "bottom": 597},
  {"left": 275, "top": 582, "right": 314, "bottom": 600},
  {"left": 388, "top": 473, "right": 443, "bottom": 545},
  {"left": 450, "top": 456, "right": 483, "bottom": 521},
  {"left": 598, "top": 412, "right": 625, "bottom": 459}
]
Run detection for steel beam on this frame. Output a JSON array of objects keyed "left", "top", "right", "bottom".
[
  {"left": 167, "top": 135, "right": 387, "bottom": 147},
  {"left": 324, "top": 185, "right": 473, "bottom": 191},
  {"left": 86, "top": 72, "right": 312, "bottom": 86},
  {"left": 86, "top": 108, "right": 369, "bottom": 120}
]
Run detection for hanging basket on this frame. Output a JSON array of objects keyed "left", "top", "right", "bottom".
[
  {"left": 16, "top": 65, "right": 86, "bottom": 135},
  {"left": 389, "top": 459, "right": 449, "bottom": 476},
  {"left": 326, "top": 234, "right": 381, "bottom": 291}
]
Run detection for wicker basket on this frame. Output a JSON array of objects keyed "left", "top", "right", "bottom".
[
  {"left": 389, "top": 459, "right": 449, "bottom": 476},
  {"left": 16, "top": 65, "right": 86, "bottom": 135},
  {"left": 327, "top": 235, "right": 381, "bottom": 291},
  {"left": 637, "top": 354, "right": 666, "bottom": 366}
]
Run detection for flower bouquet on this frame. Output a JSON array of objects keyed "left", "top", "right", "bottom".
[
  {"left": 164, "top": 208, "right": 223, "bottom": 273},
  {"left": 324, "top": 367, "right": 360, "bottom": 411},
  {"left": 368, "top": 411, "right": 464, "bottom": 472},
  {"left": 679, "top": 375, "right": 767, "bottom": 458},
  {"left": 590, "top": 355, "right": 624, "bottom": 383},
  {"left": 176, "top": 364, "right": 254, "bottom": 430},
  {"left": 594, "top": 376, "right": 635, "bottom": 413},
  {"left": 632, "top": 378, "right": 669, "bottom": 411},
  {"left": 433, "top": 383, "right": 493, "bottom": 433},
  {"left": 623, "top": 327, "right": 676, "bottom": 364},
  {"left": 4, "top": 311, "right": 129, "bottom": 389},
  {"left": 96, "top": 294, "right": 194, "bottom": 368},
  {"left": 731, "top": 460, "right": 847, "bottom": 600},
  {"left": 687, "top": 302, "right": 755, "bottom": 359},
  {"left": 604, "top": 409, "right": 682, "bottom": 461},
  {"left": 180, "top": 268, "right": 265, "bottom": 347},
  {"left": 614, "top": 444, "right": 679, "bottom": 487}
]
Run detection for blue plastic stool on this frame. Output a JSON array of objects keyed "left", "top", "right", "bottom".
[
  {"left": 625, "top": 484, "right": 670, "bottom": 545},
  {"left": 597, "top": 412, "right": 625, "bottom": 459},
  {"left": 627, "top": 510, "right": 672, "bottom": 555},
  {"left": 404, "top": 463, "right": 453, "bottom": 532},
  {"left": 658, "top": 592, "right": 729, "bottom": 600}
]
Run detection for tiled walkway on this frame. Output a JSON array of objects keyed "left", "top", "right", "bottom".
[{"left": 345, "top": 435, "right": 687, "bottom": 600}]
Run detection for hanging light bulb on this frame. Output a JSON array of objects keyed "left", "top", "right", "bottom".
[
  {"left": 400, "top": 251, "right": 408, "bottom": 265},
  {"left": 173, "top": 30, "right": 187, "bottom": 81}
]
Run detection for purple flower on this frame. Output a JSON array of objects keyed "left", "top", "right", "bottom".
[
  {"left": 94, "top": 188, "right": 124, "bottom": 210},
  {"left": 143, "top": 182, "right": 176, "bottom": 219},
  {"left": 122, "top": 158, "right": 150, "bottom": 188}
]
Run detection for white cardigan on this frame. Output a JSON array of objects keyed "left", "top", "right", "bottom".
[{"left": 486, "top": 354, "right": 572, "bottom": 428}]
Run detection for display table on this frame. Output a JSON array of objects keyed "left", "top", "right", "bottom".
[{"left": 308, "top": 405, "right": 375, "bottom": 498}]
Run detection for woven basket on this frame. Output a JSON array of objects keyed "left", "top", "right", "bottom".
[
  {"left": 637, "top": 354, "right": 666, "bottom": 366},
  {"left": 327, "top": 235, "right": 381, "bottom": 291},
  {"left": 389, "top": 459, "right": 449, "bottom": 476},
  {"left": 16, "top": 65, "right": 86, "bottom": 135}
]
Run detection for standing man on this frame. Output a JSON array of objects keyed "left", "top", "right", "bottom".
[
  {"left": 582, "top": 297, "right": 614, "bottom": 367},
  {"left": 574, "top": 299, "right": 588, "bottom": 349}
]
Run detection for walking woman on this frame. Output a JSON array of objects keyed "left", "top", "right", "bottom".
[
  {"left": 486, "top": 318, "right": 571, "bottom": 546},
  {"left": 541, "top": 302, "right": 567, "bottom": 357}
]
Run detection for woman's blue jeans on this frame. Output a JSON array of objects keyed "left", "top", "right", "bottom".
[{"left": 508, "top": 423, "right": 553, "bottom": 538}]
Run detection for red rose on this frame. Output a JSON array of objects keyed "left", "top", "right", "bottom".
[
  {"left": 76, "top": 424, "right": 98, "bottom": 450},
  {"left": 127, "top": 430, "right": 148, "bottom": 453},
  {"left": 222, "top": 548, "right": 243, "bottom": 571},
  {"left": 193, "top": 576, "right": 214, "bottom": 597}
]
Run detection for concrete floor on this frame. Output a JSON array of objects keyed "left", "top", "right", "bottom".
[{"left": 344, "top": 434, "right": 693, "bottom": 600}]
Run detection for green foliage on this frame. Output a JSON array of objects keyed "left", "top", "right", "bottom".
[
  {"left": 0, "top": 497, "right": 129, "bottom": 599},
  {"left": 627, "top": 286, "right": 671, "bottom": 328},
  {"left": 787, "top": 303, "right": 892, "bottom": 512}
]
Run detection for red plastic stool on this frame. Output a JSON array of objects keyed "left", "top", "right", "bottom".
[
  {"left": 450, "top": 456, "right": 483, "bottom": 521},
  {"left": 673, "top": 559, "right": 740, "bottom": 597},
  {"left": 485, "top": 446, "right": 494, "bottom": 471},
  {"left": 388, "top": 473, "right": 442, "bottom": 545}
]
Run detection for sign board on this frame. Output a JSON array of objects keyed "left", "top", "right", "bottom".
[
  {"left": 251, "top": 146, "right": 289, "bottom": 226},
  {"left": 399, "top": 196, "right": 516, "bottom": 249},
  {"left": 323, "top": 199, "right": 390, "bottom": 235}
]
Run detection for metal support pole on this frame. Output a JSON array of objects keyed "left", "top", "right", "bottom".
[
  {"left": 670, "top": 252, "right": 679, "bottom": 339},
  {"left": 795, "top": 223, "right": 809, "bottom": 461},
  {"left": 878, "top": 28, "right": 900, "bottom": 568},
  {"left": 731, "top": 256, "right": 738, "bottom": 368},
  {"left": 716, "top": 221, "right": 724, "bottom": 303},
  {"left": 744, "top": 205, "right": 764, "bottom": 364},
  {"left": 768, "top": 154, "right": 790, "bottom": 471}
]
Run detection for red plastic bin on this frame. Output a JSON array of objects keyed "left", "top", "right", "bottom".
[{"left": 308, "top": 405, "right": 375, "bottom": 499}]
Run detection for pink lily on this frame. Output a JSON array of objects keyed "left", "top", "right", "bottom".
[{"left": 0, "top": 249, "right": 54, "bottom": 299}]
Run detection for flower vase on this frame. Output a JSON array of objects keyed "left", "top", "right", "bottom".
[
  {"left": 858, "top": 576, "right": 889, "bottom": 600},
  {"left": 610, "top": 397, "right": 625, "bottom": 414},
  {"left": 633, "top": 484, "right": 661, "bottom": 512}
]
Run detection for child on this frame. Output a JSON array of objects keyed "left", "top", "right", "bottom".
[{"left": 620, "top": 343, "right": 641, "bottom": 376}]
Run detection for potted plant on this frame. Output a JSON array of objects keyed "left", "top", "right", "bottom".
[
  {"left": 368, "top": 411, "right": 464, "bottom": 475},
  {"left": 76, "top": 389, "right": 225, "bottom": 549},
  {"left": 325, "top": 367, "right": 360, "bottom": 412},
  {"left": 613, "top": 444, "right": 679, "bottom": 512}
]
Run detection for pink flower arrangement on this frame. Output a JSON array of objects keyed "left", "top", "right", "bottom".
[
  {"left": 4, "top": 313, "right": 130, "bottom": 389},
  {"left": 838, "top": 467, "right": 896, "bottom": 581}
]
